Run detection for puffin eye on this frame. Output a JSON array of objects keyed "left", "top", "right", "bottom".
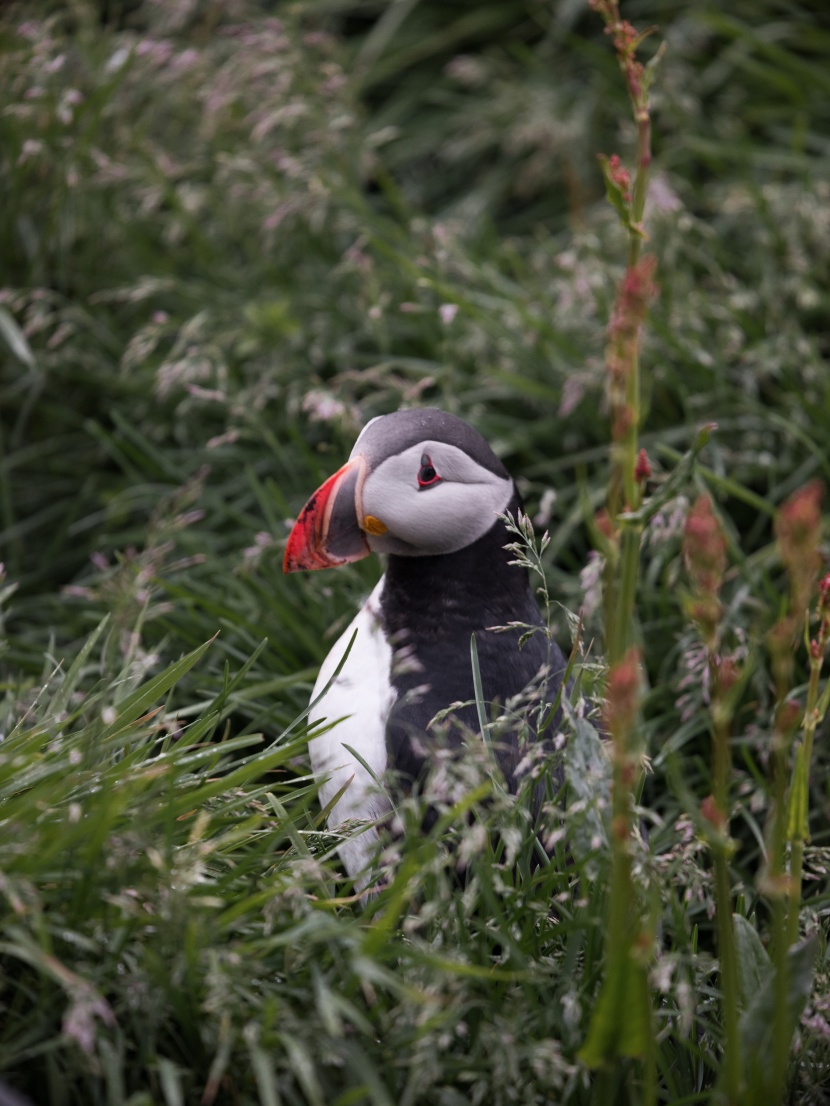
[{"left": 417, "top": 453, "right": 442, "bottom": 489}]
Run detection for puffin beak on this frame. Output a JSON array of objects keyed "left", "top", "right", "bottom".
[{"left": 284, "top": 455, "right": 372, "bottom": 572}]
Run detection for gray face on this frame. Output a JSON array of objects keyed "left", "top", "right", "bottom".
[{"left": 350, "top": 410, "right": 515, "bottom": 556}]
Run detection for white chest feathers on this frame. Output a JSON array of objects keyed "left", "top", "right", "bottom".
[{"left": 308, "top": 577, "right": 395, "bottom": 887}]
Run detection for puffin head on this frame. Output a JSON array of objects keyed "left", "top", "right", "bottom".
[{"left": 284, "top": 408, "right": 516, "bottom": 571}]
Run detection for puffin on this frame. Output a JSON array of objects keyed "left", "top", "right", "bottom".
[{"left": 284, "top": 408, "right": 567, "bottom": 887}]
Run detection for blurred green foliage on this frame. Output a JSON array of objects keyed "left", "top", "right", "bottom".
[{"left": 1, "top": 0, "right": 829, "bottom": 1103}]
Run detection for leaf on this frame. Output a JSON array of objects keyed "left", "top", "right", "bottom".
[
  {"left": 579, "top": 945, "right": 652, "bottom": 1065},
  {"left": 202, "top": 1014, "right": 235, "bottom": 1106},
  {"left": 655, "top": 437, "right": 777, "bottom": 520},
  {"left": 171, "top": 735, "right": 306, "bottom": 815},
  {"left": 641, "top": 40, "right": 667, "bottom": 100},
  {"left": 49, "top": 614, "right": 111, "bottom": 718},
  {"left": 564, "top": 716, "right": 610, "bottom": 877},
  {"left": 157, "top": 1058, "right": 184, "bottom": 1106},
  {"left": 306, "top": 630, "right": 358, "bottom": 722},
  {"left": 786, "top": 743, "right": 809, "bottom": 843},
  {"left": 732, "top": 914, "right": 771, "bottom": 1008},
  {"left": 470, "top": 632, "right": 489, "bottom": 739},
  {"left": 97, "top": 636, "right": 216, "bottom": 740},
  {"left": 470, "top": 633, "right": 509, "bottom": 797},
  {"left": 0, "top": 305, "right": 35, "bottom": 368},
  {"left": 738, "top": 935, "right": 818, "bottom": 1098},
  {"left": 245, "top": 1026, "right": 282, "bottom": 1106},
  {"left": 597, "top": 154, "right": 638, "bottom": 235},
  {"left": 279, "top": 1032, "right": 325, "bottom": 1106},
  {"left": 620, "top": 421, "right": 717, "bottom": 527}
]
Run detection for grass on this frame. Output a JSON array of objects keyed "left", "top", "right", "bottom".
[{"left": 1, "top": 0, "right": 829, "bottom": 1103}]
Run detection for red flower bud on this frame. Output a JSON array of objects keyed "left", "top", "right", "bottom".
[
  {"left": 819, "top": 573, "right": 830, "bottom": 617},
  {"left": 634, "top": 448, "right": 651, "bottom": 482},
  {"left": 683, "top": 494, "right": 727, "bottom": 597},
  {"left": 775, "top": 480, "right": 823, "bottom": 616},
  {"left": 607, "top": 256, "right": 658, "bottom": 363},
  {"left": 607, "top": 153, "right": 632, "bottom": 202}
]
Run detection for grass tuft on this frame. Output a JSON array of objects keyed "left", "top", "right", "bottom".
[{"left": 1, "top": 0, "right": 828, "bottom": 1102}]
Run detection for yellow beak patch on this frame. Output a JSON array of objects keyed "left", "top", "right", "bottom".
[{"left": 362, "top": 515, "right": 388, "bottom": 536}]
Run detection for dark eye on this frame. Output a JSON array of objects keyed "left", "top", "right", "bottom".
[{"left": 417, "top": 453, "right": 441, "bottom": 489}]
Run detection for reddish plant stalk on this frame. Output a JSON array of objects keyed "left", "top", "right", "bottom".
[
  {"left": 766, "top": 482, "right": 823, "bottom": 1096},
  {"left": 683, "top": 494, "right": 741, "bottom": 1102},
  {"left": 584, "top": 3, "right": 659, "bottom": 1098},
  {"left": 787, "top": 573, "right": 830, "bottom": 946}
]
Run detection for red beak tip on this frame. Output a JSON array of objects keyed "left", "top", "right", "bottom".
[
  {"left": 283, "top": 528, "right": 311, "bottom": 573},
  {"left": 283, "top": 457, "right": 371, "bottom": 573}
]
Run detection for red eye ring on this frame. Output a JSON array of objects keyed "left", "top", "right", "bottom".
[{"left": 417, "top": 453, "right": 441, "bottom": 489}]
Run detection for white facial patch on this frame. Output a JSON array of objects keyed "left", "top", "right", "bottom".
[{"left": 360, "top": 441, "right": 514, "bottom": 556}]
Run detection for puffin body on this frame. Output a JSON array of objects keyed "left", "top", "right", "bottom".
[{"left": 285, "top": 409, "right": 566, "bottom": 885}]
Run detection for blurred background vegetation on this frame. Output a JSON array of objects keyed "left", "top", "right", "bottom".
[{"left": 1, "top": 0, "right": 829, "bottom": 1103}]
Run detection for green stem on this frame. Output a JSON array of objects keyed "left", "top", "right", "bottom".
[
  {"left": 770, "top": 896, "right": 790, "bottom": 1098},
  {"left": 609, "top": 63, "right": 651, "bottom": 627},
  {"left": 611, "top": 523, "right": 642, "bottom": 664},
  {"left": 769, "top": 728, "right": 791, "bottom": 1099},
  {"left": 591, "top": 3, "right": 658, "bottom": 1090},
  {"left": 787, "top": 838, "right": 804, "bottom": 948},
  {"left": 618, "top": 338, "right": 642, "bottom": 516},
  {"left": 628, "top": 108, "right": 651, "bottom": 263},
  {"left": 786, "top": 654, "right": 823, "bottom": 944},
  {"left": 713, "top": 848, "right": 741, "bottom": 1103},
  {"left": 603, "top": 546, "right": 620, "bottom": 663},
  {"left": 643, "top": 1010, "right": 657, "bottom": 1106},
  {"left": 709, "top": 658, "right": 741, "bottom": 1102}
]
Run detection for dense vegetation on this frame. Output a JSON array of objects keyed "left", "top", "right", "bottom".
[{"left": 1, "top": 0, "right": 828, "bottom": 1103}]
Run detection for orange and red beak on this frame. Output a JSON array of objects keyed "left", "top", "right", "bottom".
[{"left": 283, "top": 456, "right": 371, "bottom": 572}]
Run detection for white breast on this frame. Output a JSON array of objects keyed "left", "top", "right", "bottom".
[{"left": 308, "top": 577, "right": 395, "bottom": 887}]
